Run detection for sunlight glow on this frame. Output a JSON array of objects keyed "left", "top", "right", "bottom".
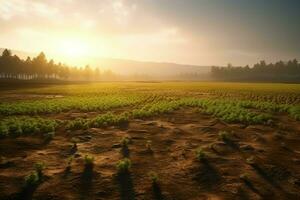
[{"left": 60, "top": 39, "right": 90, "bottom": 58}]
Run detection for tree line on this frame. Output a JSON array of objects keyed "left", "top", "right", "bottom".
[
  {"left": 0, "top": 49, "right": 118, "bottom": 81},
  {"left": 211, "top": 59, "right": 300, "bottom": 82}
]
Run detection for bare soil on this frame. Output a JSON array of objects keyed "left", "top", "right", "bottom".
[{"left": 1, "top": 107, "right": 300, "bottom": 200}]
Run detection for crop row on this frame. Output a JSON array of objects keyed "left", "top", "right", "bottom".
[
  {"left": 66, "top": 98, "right": 298, "bottom": 131},
  {"left": 0, "top": 95, "right": 145, "bottom": 115},
  {"left": 1, "top": 98, "right": 299, "bottom": 137},
  {"left": 0, "top": 117, "right": 58, "bottom": 138}
]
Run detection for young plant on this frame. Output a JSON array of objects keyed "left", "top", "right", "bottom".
[
  {"left": 66, "top": 156, "right": 74, "bottom": 171},
  {"left": 149, "top": 171, "right": 163, "bottom": 198},
  {"left": 84, "top": 155, "right": 95, "bottom": 168},
  {"left": 146, "top": 140, "right": 153, "bottom": 152},
  {"left": 24, "top": 171, "right": 40, "bottom": 187},
  {"left": 120, "top": 137, "right": 131, "bottom": 157},
  {"left": 240, "top": 173, "right": 250, "bottom": 182},
  {"left": 34, "top": 162, "right": 45, "bottom": 178},
  {"left": 121, "top": 136, "right": 130, "bottom": 148},
  {"left": 246, "top": 156, "right": 256, "bottom": 165},
  {"left": 149, "top": 171, "right": 159, "bottom": 185},
  {"left": 196, "top": 147, "right": 206, "bottom": 161},
  {"left": 116, "top": 158, "right": 131, "bottom": 174},
  {"left": 71, "top": 141, "right": 78, "bottom": 154},
  {"left": 218, "top": 131, "right": 231, "bottom": 142}
]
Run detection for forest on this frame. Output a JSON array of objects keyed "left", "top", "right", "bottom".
[
  {"left": 1, "top": 48, "right": 300, "bottom": 82},
  {"left": 0, "top": 49, "right": 117, "bottom": 81},
  {"left": 211, "top": 60, "right": 300, "bottom": 82}
]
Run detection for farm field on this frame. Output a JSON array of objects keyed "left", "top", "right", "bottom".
[{"left": 0, "top": 82, "right": 300, "bottom": 200}]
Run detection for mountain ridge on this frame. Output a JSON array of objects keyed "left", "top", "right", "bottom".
[{"left": 0, "top": 48, "right": 211, "bottom": 77}]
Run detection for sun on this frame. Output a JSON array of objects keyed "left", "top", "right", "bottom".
[{"left": 60, "top": 39, "right": 89, "bottom": 58}]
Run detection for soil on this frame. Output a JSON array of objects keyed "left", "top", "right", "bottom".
[{"left": 1, "top": 107, "right": 300, "bottom": 200}]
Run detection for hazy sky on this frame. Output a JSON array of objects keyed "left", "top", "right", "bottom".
[{"left": 0, "top": 0, "right": 299, "bottom": 66}]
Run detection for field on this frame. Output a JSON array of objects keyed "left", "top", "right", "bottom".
[{"left": 1, "top": 82, "right": 300, "bottom": 200}]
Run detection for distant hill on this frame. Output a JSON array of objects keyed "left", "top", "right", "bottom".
[
  {"left": 91, "top": 58, "right": 211, "bottom": 77},
  {"left": 0, "top": 48, "right": 211, "bottom": 78}
]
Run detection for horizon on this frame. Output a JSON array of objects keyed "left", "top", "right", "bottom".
[{"left": 1, "top": 0, "right": 300, "bottom": 67}]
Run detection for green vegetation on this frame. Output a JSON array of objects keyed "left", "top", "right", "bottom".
[
  {"left": 149, "top": 171, "right": 159, "bottom": 184},
  {"left": 116, "top": 158, "right": 132, "bottom": 174},
  {"left": 121, "top": 137, "right": 130, "bottom": 148},
  {"left": 24, "top": 172, "right": 40, "bottom": 187},
  {"left": 218, "top": 131, "right": 232, "bottom": 142},
  {"left": 0, "top": 95, "right": 144, "bottom": 116},
  {"left": 24, "top": 162, "right": 45, "bottom": 187},
  {"left": 0, "top": 117, "right": 58, "bottom": 137},
  {"left": 84, "top": 155, "right": 95, "bottom": 167},
  {"left": 288, "top": 106, "right": 300, "bottom": 120},
  {"left": 195, "top": 147, "right": 206, "bottom": 161},
  {"left": 246, "top": 156, "right": 256, "bottom": 165},
  {"left": 240, "top": 173, "right": 250, "bottom": 182},
  {"left": 0, "top": 82, "right": 300, "bottom": 139},
  {"left": 66, "top": 112, "right": 129, "bottom": 130},
  {"left": 66, "top": 156, "right": 74, "bottom": 171},
  {"left": 34, "top": 162, "right": 45, "bottom": 178}
]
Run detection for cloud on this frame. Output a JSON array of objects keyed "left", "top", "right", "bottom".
[
  {"left": 98, "top": 0, "right": 137, "bottom": 25},
  {"left": 0, "top": 0, "right": 26, "bottom": 20},
  {"left": 118, "top": 27, "right": 188, "bottom": 47},
  {"left": 0, "top": 0, "right": 61, "bottom": 20}
]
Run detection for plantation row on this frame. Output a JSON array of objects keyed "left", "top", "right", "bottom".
[
  {"left": 209, "top": 90, "right": 300, "bottom": 105},
  {"left": 0, "top": 95, "right": 146, "bottom": 115},
  {"left": 12, "top": 82, "right": 300, "bottom": 104},
  {"left": 1, "top": 98, "right": 299, "bottom": 138},
  {"left": 1, "top": 92, "right": 299, "bottom": 117}
]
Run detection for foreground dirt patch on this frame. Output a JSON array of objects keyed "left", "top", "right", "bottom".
[{"left": 1, "top": 109, "right": 300, "bottom": 200}]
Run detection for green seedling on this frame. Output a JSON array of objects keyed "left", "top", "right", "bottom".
[
  {"left": 34, "top": 162, "right": 45, "bottom": 178},
  {"left": 149, "top": 171, "right": 159, "bottom": 184},
  {"left": 66, "top": 156, "right": 74, "bottom": 171},
  {"left": 246, "top": 156, "right": 256, "bottom": 165},
  {"left": 24, "top": 172, "right": 39, "bottom": 187},
  {"left": 218, "top": 131, "right": 231, "bottom": 142},
  {"left": 196, "top": 147, "right": 206, "bottom": 161},
  {"left": 84, "top": 155, "right": 95, "bottom": 167},
  {"left": 121, "top": 136, "right": 130, "bottom": 147},
  {"left": 116, "top": 158, "right": 131, "bottom": 174},
  {"left": 240, "top": 173, "right": 250, "bottom": 182}
]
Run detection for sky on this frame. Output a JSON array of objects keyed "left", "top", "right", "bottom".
[{"left": 0, "top": 0, "right": 299, "bottom": 66}]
